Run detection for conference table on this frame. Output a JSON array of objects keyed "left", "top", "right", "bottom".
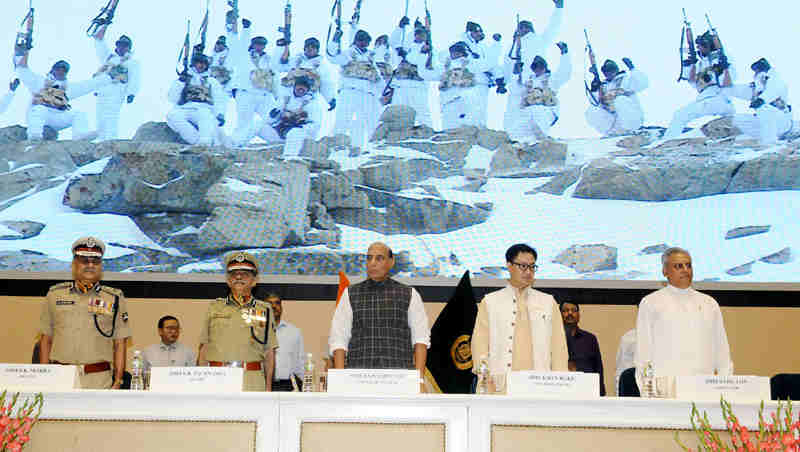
[{"left": 21, "top": 390, "right": 775, "bottom": 452}]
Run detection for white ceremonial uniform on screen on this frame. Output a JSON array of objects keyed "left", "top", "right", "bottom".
[
  {"left": 328, "top": 287, "right": 431, "bottom": 356},
  {"left": 275, "top": 320, "right": 305, "bottom": 381},
  {"left": 0, "top": 90, "right": 15, "bottom": 114},
  {"left": 273, "top": 54, "right": 336, "bottom": 106},
  {"left": 460, "top": 33, "right": 496, "bottom": 127},
  {"left": 663, "top": 56, "right": 736, "bottom": 140},
  {"left": 94, "top": 38, "right": 141, "bottom": 140},
  {"left": 256, "top": 90, "right": 322, "bottom": 157},
  {"left": 518, "top": 8, "right": 564, "bottom": 70},
  {"left": 166, "top": 69, "right": 226, "bottom": 146},
  {"left": 614, "top": 328, "right": 636, "bottom": 396},
  {"left": 585, "top": 68, "right": 649, "bottom": 136},
  {"left": 387, "top": 30, "right": 436, "bottom": 128},
  {"left": 16, "top": 67, "right": 110, "bottom": 141},
  {"left": 728, "top": 67, "right": 792, "bottom": 145},
  {"left": 210, "top": 43, "right": 236, "bottom": 97},
  {"left": 635, "top": 285, "right": 732, "bottom": 391},
  {"left": 507, "top": 52, "right": 571, "bottom": 141},
  {"left": 229, "top": 28, "right": 280, "bottom": 146},
  {"left": 328, "top": 42, "right": 384, "bottom": 149}
]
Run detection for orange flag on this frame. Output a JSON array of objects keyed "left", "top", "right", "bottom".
[{"left": 335, "top": 271, "right": 350, "bottom": 306}]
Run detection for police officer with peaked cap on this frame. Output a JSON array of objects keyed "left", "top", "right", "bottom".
[
  {"left": 197, "top": 251, "right": 279, "bottom": 391},
  {"left": 39, "top": 236, "right": 132, "bottom": 389}
]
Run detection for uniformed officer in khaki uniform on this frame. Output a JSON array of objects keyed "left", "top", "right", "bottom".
[
  {"left": 197, "top": 252, "right": 278, "bottom": 391},
  {"left": 39, "top": 237, "right": 132, "bottom": 389}
]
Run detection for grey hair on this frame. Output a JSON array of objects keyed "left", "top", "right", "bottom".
[{"left": 661, "top": 247, "right": 691, "bottom": 267}]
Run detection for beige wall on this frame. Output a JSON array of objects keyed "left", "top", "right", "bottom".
[{"left": 3, "top": 296, "right": 799, "bottom": 394}]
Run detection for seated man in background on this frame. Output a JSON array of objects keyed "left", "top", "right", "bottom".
[
  {"left": 561, "top": 300, "right": 605, "bottom": 396},
  {"left": 142, "top": 315, "right": 196, "bottom": 368}
]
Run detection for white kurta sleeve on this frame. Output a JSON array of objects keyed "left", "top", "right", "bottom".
[
  {"left": 549, "top": 300, "right": 569, "bottom": 371},
  {"left": 293, "top": 327, "right": 306, "bottom": 377},
  {"left": 328, "top": 288, "right": 353, "bottom": 354},
  {"left": 408, "top": 288, "right": 430, "bottom": 347},
  {"left": 634, "top": 298, "right": 654, "bottom": 388},
  {"left": 711, "top": 304, "right": 733, "bottom": 375}
]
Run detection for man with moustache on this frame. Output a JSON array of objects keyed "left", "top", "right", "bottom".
[
  {"left": 471, "top": 243, "right": 569, "bottom": 379},
  {"left": 265, "top": 293, "right": 305, "bottom": 391},
  {"left": 142, "top": 316, "right": 196, "bottom": 368},
  {"left": 197, "top": 251, "right": 278, "bottom": 391},
  {"left": 635, "top": 247, "right": 732, "bottom": 394},
  {"left": 38, "top": 237, "right": 132, "bottom": 389},
  {"left": 329, "top": 242, "right": 430, "bottom": 374},
  {"left": 561, "top": 300, "right": 605, "bottom": 396}
]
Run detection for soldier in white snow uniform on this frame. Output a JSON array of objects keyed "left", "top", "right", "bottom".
[
  {"left": 328, "top": 29, "right": 384, "bottom": 149},
  {"left": 92, "top": 26, "right": 141, "bottom": 141},
  {"left": 387, "top": 24, "right": 437, "bottom": 128},
  {"left": 728, "top": 58, "right": 792, "bottom": 145},
  {"left": 585, "top": 58, "right": 649, "bottom": 136},
  {"left": 507, "top": 43, "right": 571, "bottom": 142},
  {"left": 209, "top": 35, "right": 236, "bottom": 97},
  {"left": 459, "top": 21, "right": 501, "bottom": 127},
  {"left": 229, "top": 18, "right": 280, "bottom": 146},
  {"left": 166, "top": 53, "right": 226, "bottom": 146},
  {"left": 663, "top": 31, "right": 735, "bottom": 140},
  {"left": 432, "top": 42, "right": 490, "bottom": 130},
  {"left": 257, "top": 75, "right": 323, "bottom": 158},
  {"left": 273, "top": 37, "right": 336, "bottom": 112},
  {"left": 15, "top": 54, "right": 111, "bottom": 141},
  {"left": 0, "top": 79, "right": 20, "bottom": 114}
]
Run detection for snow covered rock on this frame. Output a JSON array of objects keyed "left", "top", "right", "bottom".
[
  {"left": 725, "top": 225, "right": 771, "bottom": 240},
  {"left": 309, "top": 170, "right": 369, "bottom": 209},
  {"left": 0, "top": 125, "right": 58, "bottom": 144},
  {"left": 760, "top": 247, "right": 791, "bottom": 264},
  {"left": 330, "top": 185, "right": 490, "bottom": 234},
  {"left": 701, "top": 117, "right": 742, "bottom": 139},
  {"left": 553, "top": 244, "right": 618, "bottom": 273},
  {"left": 727, "top": 152, "right": 800, "bottom": 193},
  {"left": 299, "top": 134, "right": 351, "bottom": 163},
  {"left": 0, "top": 142, "right": 79, "bottom": 208},
  {"left": 63, "top": 144, "right": 229, "bottom": 214},
  {"left": 0, "top": 250, "right": 69, "bottom": 271},
  {"left": 132, "top": 121, "right": 188, "bottom": 144},
  {"left": 359, "top": 157, "right": 446, "bottom": 192},
  {"left": 0, "top": 220, "right": 45, "bottom": 240}
]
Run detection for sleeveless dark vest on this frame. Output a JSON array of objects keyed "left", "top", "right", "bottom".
[{"left": 346, "top": 278, "right": 413, "bottom": 369}]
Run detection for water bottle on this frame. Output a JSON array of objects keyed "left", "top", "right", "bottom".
[
  {"left": 302, "top": 353, "right": 315, "bottom": 393},
  {"left": 318, "top": 358, "right": 328, "bottom": 392},
  {"left": 476, "top": 355, "right": 490, "bottom": 395},
  {"left": 641, "top": 361, "right": 656, "bottom": 398},
  {"left": 130, "top": 350, "right": 145, "bottom": 391}
]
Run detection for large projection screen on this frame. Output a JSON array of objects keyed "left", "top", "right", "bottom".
[{"left": 0, "top": 1, "right": 798, "bottom": 288}]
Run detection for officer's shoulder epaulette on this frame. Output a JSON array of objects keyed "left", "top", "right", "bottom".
[
  {"left": 99, "top": 285, "right": 124, "bottom": 297},
  {"left": 213, "top": 297, "right": 228, "bottom": 304},
  {"left": 47, "top": 281, "right": 72, "bottom": 292}
]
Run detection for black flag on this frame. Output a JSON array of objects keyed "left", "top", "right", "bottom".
[{"left": 424, "top": 271, "right": 478, "bottom": 393}]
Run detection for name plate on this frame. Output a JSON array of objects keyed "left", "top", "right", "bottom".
[
  {"left": 676, "top": 375, "right": 770, "bottom": 402},
  {"left": 327, "top": 369, "right": 420, "bottom": 395},
  {"left": 149, "top": 367, "right": 243, "bottom": 393},
  {"left": 507, "top": 371, "right": 599, "bottom": 398},
  {"left": 0, "top": 364, "right": 78, "bottom": 391}
]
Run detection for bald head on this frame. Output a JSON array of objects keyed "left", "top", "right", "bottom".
[{"left": 366, "top": 242, "right": 394, "bottom": 281}]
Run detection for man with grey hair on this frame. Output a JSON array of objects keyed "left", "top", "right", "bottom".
[{"left": 635, "top": 247, "right": 732, "bottom": 395}]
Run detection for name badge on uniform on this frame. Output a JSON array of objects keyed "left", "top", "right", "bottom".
[
  {"left": 88, "top": 297, "right": 111, "bottom": 315},
  {"left": 56, "top": 300, "right": 75, "bottom": 306}
]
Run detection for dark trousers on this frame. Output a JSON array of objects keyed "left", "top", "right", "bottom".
[{"left": 273, "top": 378, "right": 301, "bottom": 392}]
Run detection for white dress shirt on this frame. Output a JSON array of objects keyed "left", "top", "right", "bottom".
[
  {"left": 142, "top": 341, "right": 196, "bottom": 369},
  {"left": 328, "top": 284, "right": 431, "bottom": 356},
  {"left": 635, "top": 285, "right": 732, "bottom": 383},
  {"left": 614, "top": 328, "right": 636, "bottom": 395},
  {"left": 275, "top": 320, "right": 305, "bottom": 380}
]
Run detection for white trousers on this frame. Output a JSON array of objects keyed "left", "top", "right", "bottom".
[
  {"left": 440, "top": 87, "right": 481, "bottom": 130},
  {"left": 504, "top": 92, "right": 523, "bottom": 135},
  {"left": 233, "top": 89, "right": 276, "bottom": 146},
  {"left": 511, "top": 105, "right": 558, "bottom": 141},
  {"left": 257, "top": 124, "right": 315, "bottom": 157},
  {"left": 474, "top": 83, "right": 490, "bottom": 127},
  {"left": 27, "top": 105, "right": 90, "bottom": 140},
  {"left": 333, "top": 86, "right": 380, "bottom": 149},
  {"left": 166, "top": 103, "right": 216, "bottom": 145},
  {"left": 585, "top": 96, "right": 644, "bottom": 136},
  {"left": 95, "top": 83, "right": 126, "bottom": 141},
  {"left": 663, "top": 94, "right": 735, "bottom": 140},
  {"left": 391, "top": 80, "right": 432, "bottom": 128},
  {"left": 732, "top": 106, "right": 792, "bottom": 145}
]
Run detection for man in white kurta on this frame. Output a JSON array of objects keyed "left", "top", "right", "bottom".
[
  {"left": 471, "top": 243, "right": 569, "bottom": 377},
  {"left": 728, "top": 58, "right": 792, "bottom": 145},
  {"left": 635, "top": 247, "right": 732, "bottom": 395}
]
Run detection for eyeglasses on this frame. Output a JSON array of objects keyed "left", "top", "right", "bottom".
[
  {"left": 511, "top": 262, "right": 539, "bottom": 272},
  {"left": 74, "top": 256, "right": 102, "bottom": 265}
]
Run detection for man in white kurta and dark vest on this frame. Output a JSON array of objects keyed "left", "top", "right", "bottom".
[
  {"left": 329, "top": 242, "right": 430, "bottom": 377},
  {"left": 635, "top": 247, "right": 732, "bottom": 396},
  {"left": 471, "top": 243, "right": 569, "bottom": 384}
]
